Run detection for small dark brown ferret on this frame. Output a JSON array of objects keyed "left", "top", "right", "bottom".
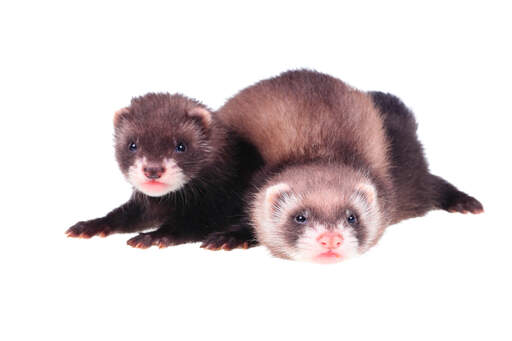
[
  {"left": 66, "top": 93, "right": 262, "bottom": 249},
  {"left": 202, "top": 70, "right": 483, "bottom": 262}
]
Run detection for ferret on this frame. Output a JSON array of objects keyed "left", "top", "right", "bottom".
[
  {"left": 66, "top": 93, "right": 262, "bottom": 249},
  {"left": 202, "top": 70, "right": 483, "bottom": 263}
]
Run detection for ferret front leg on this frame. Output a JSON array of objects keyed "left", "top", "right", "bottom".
[{"left": 66, "top": 199, "right": 160, "bottom": 238}]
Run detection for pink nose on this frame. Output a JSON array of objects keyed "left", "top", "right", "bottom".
[
  {"left": 143, "top": 166, "right": 166, "bottom": 179},
  {"left": 316, "top": 232, "right": 343, "bottom": 250}
]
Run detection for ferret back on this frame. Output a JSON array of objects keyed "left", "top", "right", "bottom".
[{"left": 218, "top": 70, "right": 390, "bottom": 182}]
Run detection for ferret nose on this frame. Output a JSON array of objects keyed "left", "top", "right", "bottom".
[
  {"left": 143, "top": 166, "right": 165, "bottom": 179},
  {"left": 317, "top": 232, "right": 343, "bottom": 250}
]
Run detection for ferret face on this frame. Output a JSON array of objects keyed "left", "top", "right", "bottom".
[
  {"left": 114, "top": 93, "right": 214, "bottom": 197},
  {"left": 251, "top": 165, "right": 383, "bottom": 263}
]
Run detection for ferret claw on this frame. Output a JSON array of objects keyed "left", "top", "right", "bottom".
[{"left": 221, "top": 243, "right": 233, "bottom": 251}]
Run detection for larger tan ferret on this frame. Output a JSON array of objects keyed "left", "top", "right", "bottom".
[{"left": 202, "top": 70, "right": 483, "bottom": 263}]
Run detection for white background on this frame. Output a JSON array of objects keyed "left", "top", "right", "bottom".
[{"left": 1, "top": 1, "right": 510, "bottom": 340}]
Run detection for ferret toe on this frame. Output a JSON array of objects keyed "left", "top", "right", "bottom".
[
  {"left": 127, "top": 234, "right": 152, "bottom": 249},
  {"left": 136, "top": 242, "right": 149, "bottom": 249},
  {"left": 202, "top": 244, "right": 221, "bottom": 251},
  {"left": 78, "top": 233, "right": 92, "bottom": 239},
  {"left": 157, "top": 237, "right": 173, "bottom": 249}
]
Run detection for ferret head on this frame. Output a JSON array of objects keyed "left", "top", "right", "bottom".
[
  {"left": 114, "top": 93, "right": 216, "bottom": 197},
  {"left": 251, "top": 163, "right": 385, "bottom": 264}
]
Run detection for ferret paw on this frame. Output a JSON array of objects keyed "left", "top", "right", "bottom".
[
  {"left": 126, "top": 232, "right": 173, "bottom": 249},
  {"left": 200, "top": 231, "right": 257, "bottom": 251},
  {"left": 66, "top": 220, "right": 112, "bottom": 239},
  {"left": 444, "top": 193, "right": 484, "bottom": 214}
]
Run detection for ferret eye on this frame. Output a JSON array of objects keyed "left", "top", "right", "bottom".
[
  {"left": 347, "top": 214, "right": 357, "bottom": 225},
  {"left": 128, "top": 142, "right": 137, "bottom": 152},
  {"left": 175, "top": 142, "right": 187, "bottom": 153},
  {"left": 295, "top": 214, "right": 307, "bottom": 224}
]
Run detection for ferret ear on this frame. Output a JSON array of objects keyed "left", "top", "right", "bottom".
[
  {"left": 356, "top": 183, "right": 377, "bottom": 204},
  {"left": 113, "top": 107, "right": 130, "bottom": 126},
  {"left": 264, "top": 183, "right": 292, "bottom": 214},
  {"left": 187, "top": 106, "right": 212, "bottom": 128}
]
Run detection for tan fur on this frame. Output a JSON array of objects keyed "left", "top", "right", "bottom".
[{"left": 218, "top": 70, "right": 391, "bottom": 185}]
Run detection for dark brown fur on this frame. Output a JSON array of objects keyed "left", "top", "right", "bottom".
[
  {"left": 66, "top": 93, "right": 263, "bottom": 248},
  {"left": 370, "top": 91, "right": 483, "bottom": 220}
]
